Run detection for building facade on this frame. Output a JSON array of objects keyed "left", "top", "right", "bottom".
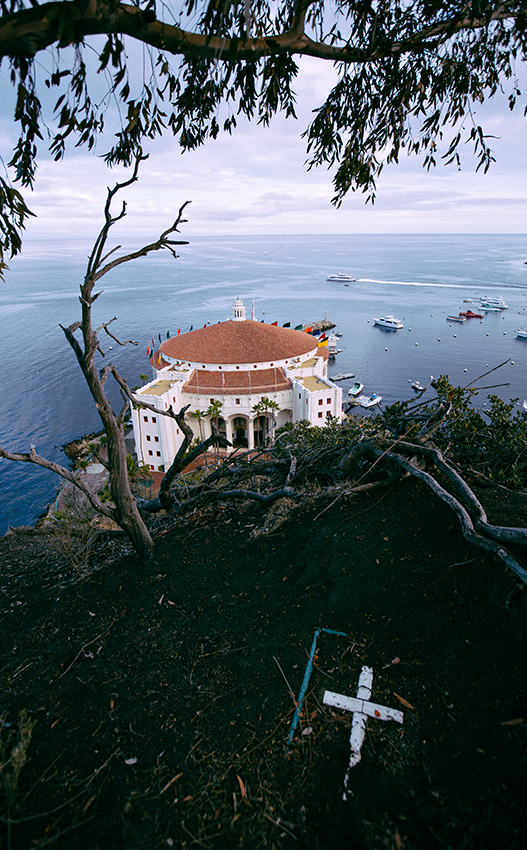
[{"left": 131, "top": 299, "right": 343, "bottom": 470}]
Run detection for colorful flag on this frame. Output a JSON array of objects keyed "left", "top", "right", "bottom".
[
  {"left": 190, "top": 325, "right": 193, "bottom": 332},
  {"left": 318, "top": 338, "right": 328, "bottom": 347},
  {"left": 294, "top": 323, "right": 303, "bottom": 330},
  {"left": 319, "top": 332, "right": 326, "bottom": 342},
  {"left": 166, "top": 330, "right": 170, "bottom": 338},
  {"left": 271, "top": 320, "right": 278, "bottom": 326},
  {"left": 282, "top": 321, "right": 291, "bottom": 327},
  {"left": 147, "top": 345, "right": 150, "bottom": 356},
  {"left": 158, "top": 333, "right": 161, "bottom": 343},
  {"left": 304, "top": 326, "right": 313, "bottom": 334},
  {"left": 177, "top": 328, "right": 180, "bottom": 335}
]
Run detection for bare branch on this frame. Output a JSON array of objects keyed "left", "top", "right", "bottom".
[
  {"left": 0, "top": 445, "right": 116, "bottom": 521},
  {"left": 371, "top": 446, "right": 527, "bottom": 584}
]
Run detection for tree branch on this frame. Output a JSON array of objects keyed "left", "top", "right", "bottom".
[
  {"left": 0, "top": 2, "right": 520, "bottom": 62},
  {"left": 0, "top": 445, "right": 116, "bottom": 521},
  {"left": 371, "top": 446, "right": 527, "bottom": 584}
]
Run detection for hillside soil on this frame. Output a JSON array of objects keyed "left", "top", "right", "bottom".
[{"left": 1, "top": 477, "right": 526, "bottom": 849}]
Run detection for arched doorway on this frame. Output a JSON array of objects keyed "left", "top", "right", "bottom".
[
  {"left": 253, "top": 414, "right": 270, "bottom": 447},
  {"left": 232, "top": 417, "right": 248, "bottom": 448}
]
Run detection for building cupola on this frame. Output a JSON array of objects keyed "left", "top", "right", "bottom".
[{"left": 232, "top": 297, "right": 246, "bottom": 322}]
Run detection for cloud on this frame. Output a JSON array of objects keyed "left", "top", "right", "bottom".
[{"left": 1, "top": 53, "right": 525, "bottom": 240}]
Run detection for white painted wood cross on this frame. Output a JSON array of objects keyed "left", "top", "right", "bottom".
[{"left": 323, "top": 666, "right": 404, "bottom": 800}]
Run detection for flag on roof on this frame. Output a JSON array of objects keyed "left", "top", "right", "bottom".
[
  {"left": 166, "top": 330, "right": 170, "bottom": 338},
  {"left": 282, "top": 321, "right": 291, "bottom": 327},
  {"left": 294, "top": 323, "right": 303, "bottom": 330},
  {"left": 319, "top": 332, "right": 326, "bottom": 342},
  {"left": 304, "top": 326, "right": 313, "bottom": 334},
  {"left": 271, "top": 320, "right": 278, "bottom": 326},
  {"left": 318, "top": 338, "right": 328, "bottom": 347}
]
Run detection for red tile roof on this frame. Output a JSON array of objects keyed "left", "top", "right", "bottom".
[
  {"left": 182, "top": 367, "right": 292, "bottom": 395},
  {"left": 161, "top": 321, "right": 317, "bottom": 365}
]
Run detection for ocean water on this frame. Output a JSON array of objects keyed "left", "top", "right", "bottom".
[{"left": 1, "top": 233, "right": 527, "bottom": 534}]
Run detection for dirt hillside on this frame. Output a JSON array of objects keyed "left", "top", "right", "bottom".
[{"left": 1, "top": 478, "right": 526, "bottom": 849}]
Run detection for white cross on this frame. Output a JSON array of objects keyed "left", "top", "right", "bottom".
[{"left": 323, "top": 666, "right": 404, "bottom": 800}]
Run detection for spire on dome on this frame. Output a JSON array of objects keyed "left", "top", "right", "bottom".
[{"left": 232, "top": 297, "right": 246, "bottom": 321}]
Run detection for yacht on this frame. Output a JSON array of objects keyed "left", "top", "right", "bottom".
[
  {"left": 480, "top": 296, "right": 508, "bottom": 309},
  {"left": 373, "top": 315, "right": 404, "bottom": 330}
]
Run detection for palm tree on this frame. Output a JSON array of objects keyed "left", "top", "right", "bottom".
[
  {"left": 206, "top": 400, "right": 224, "bottom": 458},
  {"left": 252, "top": 397, "right": 280, "bottom": 445},
  {"left": 191, "top": 409, "right": 206, "bottom": 441}
]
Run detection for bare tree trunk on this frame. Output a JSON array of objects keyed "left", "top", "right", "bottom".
[{"left": 1, "top": 160, "right": 190, "bottom": 565}]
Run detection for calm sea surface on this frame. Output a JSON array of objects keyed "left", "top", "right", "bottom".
[{"left": 1, "top": 233, "right": 527, "bottom": 534}]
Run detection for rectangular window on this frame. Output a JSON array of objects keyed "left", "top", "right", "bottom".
[
  {"left": 210, "top": 398, "right": 214, "bottom": 404},
  {"left": 235, "top": 398, "right": 240, "bottom": 405},
  {"left": 327, "top": 398, "right": 331, "bottom": 404},
  {"left": 156, "top": 451, "right": 161, "bottom": 457},
  {"left": 154, "top": 436, "right": 159, "bottom": 442},
  {"left": 318, "top": 411, "right": 323, "bottom": 419},
  {"left": 298, "top": 393, "right": 301, "bottom": 399},
  {"left": 146, "top": 435, "right": 151, "bottom": 441},
  {"left": 152, "top": 417, "right": 157, "bottom": 423},
  {"left": 318, "top": 399, "right": 323, "bottom": 406},
  {"left": 143, "top": 416, "right": 148, "bottom": 422},
  {"left": 148, "top": 450, "right": 153, "bottom": 456}
]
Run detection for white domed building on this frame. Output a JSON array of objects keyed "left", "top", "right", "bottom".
[{"left": 131, "top": 298, "right": 343, "bottom": 470}]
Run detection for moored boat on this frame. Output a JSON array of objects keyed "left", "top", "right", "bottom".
[
  {"left": 516, "top": 330, "right": 527, "bottom": 339},
  {"left": 447, "top": 315, "right": 466, "bottom": 323},
  {"left": 411, "top": 381, "right": 425, "bottom": 392},
  {"left": 359, "top": 393, "right": 382, "bottom": 408},
  {"left": 480, "top": 296, "right": 508, "bottom": 309},
  {"left": 348, "top": 381, "right": 364, "bottom": 397},
  {"left": 459, "top": 310, "right": 483, "bottom": 319},
  {"left": 373, "top": 315, "right": 403, "bottom": 330},
  {"left": 327, "top": 333, "right": 342, "bottom": 358}
]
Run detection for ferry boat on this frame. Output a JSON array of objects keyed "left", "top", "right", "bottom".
[{"left": 327, "top": 272, "right": 356, "bottom": 282}]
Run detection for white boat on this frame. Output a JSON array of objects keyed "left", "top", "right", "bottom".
[
  {"left": 327, "top": 272, "right": 356, "bottom": 282},
  {"left": 327, "top": 333, "right": 342, "bottom": 358},
  {"left": 332, "top": 372, "right": 355, "bottom": 381},
  {"left": 411, "top": 381, "right": 425, "bottom": 392},
  {"left": 523, "top": 400, "right": 527, "bottom": 412},
  {"left": 480, "top": 305, "right": 501, "bottom": 312},
  {"left": 373, "top": 315, "right": 403, "bottom": 330},
  {"left": 446, "top": 315, "right": 466, "bottom": 323},
  {"left": 480, "top": 296, "right": 508, "bottom": 309},
  {"left": 359, "top": 393, "right": 382, "bottom": 408},
  {"left": 348, "top": 381, "right": 364, "bottom": 397},
  {"left": 516, "top": 330, "right": 527, "bottom": 339}
]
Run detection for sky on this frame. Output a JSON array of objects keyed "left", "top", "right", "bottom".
[{"left": 1, "top": 45, "right": 526, "bottom": 244}]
